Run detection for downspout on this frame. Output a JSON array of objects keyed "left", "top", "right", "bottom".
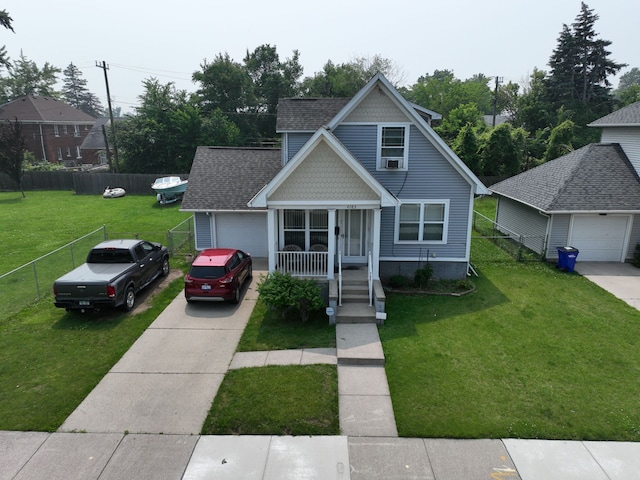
[
  {"left": 39, "top": 124, "right": 47, "bottom": 161},
  {"left": 538, "top": 210, "right": 551, "bottom": 259}
]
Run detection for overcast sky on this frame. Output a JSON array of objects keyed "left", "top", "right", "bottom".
[{"left": 2, "top": 0, "right": 637, "bottom": 114}]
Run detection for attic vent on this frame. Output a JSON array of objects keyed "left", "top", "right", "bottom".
[{"left": 384, "top": 158, "right": 401, "bottom": 169}]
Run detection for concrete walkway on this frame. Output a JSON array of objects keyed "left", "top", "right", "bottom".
[
  {"left": 5, "top": 260, "right": 640, "bottom": 478},
  {"left": 574, "top": 261, "right": 640, "bottom": 310}
]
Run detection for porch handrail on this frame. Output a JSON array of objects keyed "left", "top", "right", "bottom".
[
  {"left": 367, "top": 250, "right": 373, "bottom": 306},
  {"left": 338, "top": 250, "right": 343, "bottom": 306}
]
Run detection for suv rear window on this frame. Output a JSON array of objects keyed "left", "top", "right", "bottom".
[{"left": 189, "top": 265, "right": 227, "bottom": 279}]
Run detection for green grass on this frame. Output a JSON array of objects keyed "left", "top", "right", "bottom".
[
  {"left": 201, "top": 365, "right": 339, "bottom": 436},
  {"left": 0, "top": 190, "right": 191, "bottom": 431},
  {"left": 237, "top": 298, "right": 336, "bottom": 351},
  {"left": 0, "top": 277, "right": 186, "bottom": 431},
  {"left": 381, "top": 237, "right": 640, "bottom": 441},
  {"left": 0, "top": 190, "right": 190, "bottom": 274},
  {"left": 0, "top": 190, "right": 191, "bottom": 317}
]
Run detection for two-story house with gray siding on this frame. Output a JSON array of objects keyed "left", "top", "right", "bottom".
[
  {"left": 181, "top": 73, "right": 488, "bottom": 284},
  {"left": 490, "top": 100, "right": 640, "bottom": 263}
]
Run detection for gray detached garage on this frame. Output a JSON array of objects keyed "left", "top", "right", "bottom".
[
  {"left": 568, "top": 215, "right": 632, "bottom": 262},
  {"left": 491, "top": 140, "right": 640, "bottom": 263}
]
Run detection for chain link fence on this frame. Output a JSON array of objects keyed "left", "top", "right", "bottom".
[
  {"left": 0, "top": 217, "right": 195, "bottom": 319},
  {"left": 472, "top": 211, "right": 545, "bottom": 262}
]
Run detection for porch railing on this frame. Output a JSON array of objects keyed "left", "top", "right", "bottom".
[
  {"left": 277, "top": 250, "right": 328, "bottom": 277},
  {"left": 338, "top": 250, "right": 343, "bottom": 306},
  {"left": 367, "top": 250, "right": 373, "bottom": 306}
]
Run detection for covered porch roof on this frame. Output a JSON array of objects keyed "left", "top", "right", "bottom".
[{"left": 248, "top": 128, "right": 398, "bottom": 209}]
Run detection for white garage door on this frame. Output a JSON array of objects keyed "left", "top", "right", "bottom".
[
  {"left": 215, "top": 213, "right": 268, "bottom": 257},
  {"left": 569, "top": 215, "right": 630, "bottom": 262}
]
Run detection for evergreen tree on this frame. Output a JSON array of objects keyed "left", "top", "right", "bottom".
[
  {"left": 546, "top": 3, "right": 625, "bottom": 124},
  {"left": 62, "top": 63, "right": 104, "bottom": 117}
]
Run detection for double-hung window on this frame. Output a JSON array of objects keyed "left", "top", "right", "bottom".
[
  {"left": 396, "top": 201, "right": 448, "bottom": 243},
  {"left": 378, "top": 124, "right": 408, "bottom": 170}
]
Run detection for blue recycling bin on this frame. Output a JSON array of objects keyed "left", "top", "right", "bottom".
[{"left": 557, "top": 246, "right": 579, "bottom": 272}]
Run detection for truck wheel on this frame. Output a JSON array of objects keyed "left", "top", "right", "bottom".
[
  {"left": 161, "top": 257, "right": 170, "bottom": 277},
  {"left": 122, "top": 286, "right": 135, "bottom": 311}
]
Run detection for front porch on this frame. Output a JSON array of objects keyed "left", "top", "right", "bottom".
[{"left": 267, "top": 208, "right": 382, "bottom": 281}]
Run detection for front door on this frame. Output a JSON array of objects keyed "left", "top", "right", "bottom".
[{"left": 339, "top": 209, "right": 369, "bottom": 263}]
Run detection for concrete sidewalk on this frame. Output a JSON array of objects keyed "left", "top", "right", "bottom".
[{"left": 6, "top": 431, "right": 640, "bottom": 479}]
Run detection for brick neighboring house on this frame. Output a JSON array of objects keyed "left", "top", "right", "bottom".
[{"left": 0, "top": 95, "right": 98, "bottom": 166}]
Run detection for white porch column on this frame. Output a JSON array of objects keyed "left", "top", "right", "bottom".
[
  {"left": 267, "top": 209, "right": 277, "bottom": 272},
  {"left": 372, "top": 208, "right": 381, "bottom": 280},
  {"left": 327, "top": 209, "right": 336, "bottom": 280}
]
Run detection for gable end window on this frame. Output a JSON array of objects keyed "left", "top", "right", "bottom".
[
  {"left": 378, "top": 124, "right": 409, "bottom": 170},
  {"left": 395, "top": 201, "right": 449, "bottom": 243}
]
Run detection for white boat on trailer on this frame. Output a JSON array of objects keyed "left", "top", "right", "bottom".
[{"left": 151, "top": 176, "right": 188, "bottom": 204}]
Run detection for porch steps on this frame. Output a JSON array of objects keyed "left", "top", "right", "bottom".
[{"left": 336, "top": 267, "right": 377, "bottom": 324}]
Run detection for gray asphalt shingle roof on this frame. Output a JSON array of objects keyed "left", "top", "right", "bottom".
[
  {"left": 490, "top": 143, "right": 640, "bottom": 212},
  {"left": 589, "top": 101, "right": 640, "bottom": 126},
  {"left": 276, "top": 98, "right": 351, "bottom": 132},
  {"left": 181, "top": 146, "right": 282, "bottom": 211},
  {"left": 0, "top": 95, "right": 96, "bottom": 123}
]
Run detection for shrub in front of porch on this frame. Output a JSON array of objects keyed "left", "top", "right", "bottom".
[{"left": 257, "top": 271, "right": 325, "bottom": 322}]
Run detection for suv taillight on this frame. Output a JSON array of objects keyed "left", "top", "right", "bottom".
[{"left": 107, "top": 285, "right": 116, "bottom": 298}]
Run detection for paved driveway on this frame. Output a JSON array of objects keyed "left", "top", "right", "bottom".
[{"left": 574, "top": 262, "right": 640, "bottom": 311}]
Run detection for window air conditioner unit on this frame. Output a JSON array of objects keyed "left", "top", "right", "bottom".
[{"left": 385, "top": 158, "right": 400, "bottom": 169}]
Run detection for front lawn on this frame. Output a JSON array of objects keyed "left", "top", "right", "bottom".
[
  {"left": 201, "top": 365, "right": 339, "bottom": 436},
  {"left": 237, "top": 298, "right": 336, "bottom": 351},
  {"left": 382, "top": 238, "right": 640, "bottom": 441}
]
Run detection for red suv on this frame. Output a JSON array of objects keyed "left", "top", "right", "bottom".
[{"left": 184, "top": 248, "right": 252, "bottom": 304}]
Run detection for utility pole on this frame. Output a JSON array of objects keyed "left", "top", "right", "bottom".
[
  {"left": 492, "top": 76, "right": 503, "bottom": 127},
  {"left": 96, "top": 61, "right": 120, "bottom": 172}
]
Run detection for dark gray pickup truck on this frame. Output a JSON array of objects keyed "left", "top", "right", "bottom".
[{"left": 53, "top": 239, "right": 170, "bottom": 312}]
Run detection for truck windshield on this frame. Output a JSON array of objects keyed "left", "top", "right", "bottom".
[{"left": 87, "top": 249, "right": 134, "bottom": 263}]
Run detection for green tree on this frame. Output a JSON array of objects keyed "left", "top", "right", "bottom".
[
  {"left": 0, "top": 9, "right": 13, "bottom": 70},
  {"left": 0, "top": 9, "right": 13, "bottom": 32},
  {"left": 192, "top": 52, "right": 257, "bottom": 144},
  {"left": 543, "top": 119, "right": 576, "bottom": 162},
  {"left": 614, "top": 68, "right": 640, "bottom": 106},
  {"left": 118, "top": 79, "right": 241, "bottom": 173},
  {"left": 301, "top": 55, "right": 403, "bottom": 98},
  {"left": 546, "top": 3, "right": 625, "bottom": 125},
  {"left": 0, "top": 118, "right": 26, "bottom": 196},
  {"left": 0, "top": 51, "right": 60, "bottom": 102},
  {"left": 244, "top": 44, "right": 303, "bottom": 140},
  {"left": 514, "top": 69, "right": 553, "bottom": 133},
  {"left": 436, "top": 102, "right": 484, "bottom": 144},
  {"left": 480, "top": 123, "right": 522, "bottom": 176},
  {"left": 452, "top": 122, "right": 481, "bottom": 173},
  {"left": 301, "top": 60, "right": 368, "bottom": 97},
  {"left": 405, "top": 70, "right": 492, "bottom": 118},
  {"left": 62, "top": 63, "right": 104, "bottom": 117}
]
